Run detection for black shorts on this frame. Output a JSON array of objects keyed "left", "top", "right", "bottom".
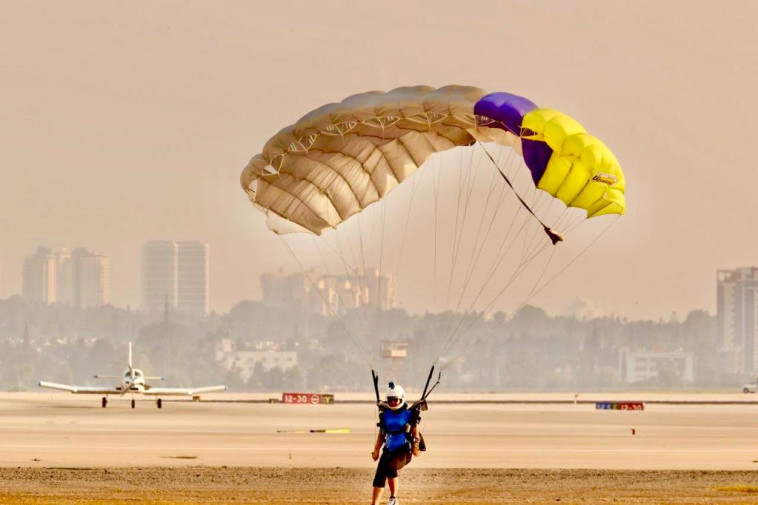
[{"left": 372, "top": 447, "right": 412, "bottom": 488}]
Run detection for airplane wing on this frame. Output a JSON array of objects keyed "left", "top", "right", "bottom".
[
  {"left": 39, "top": 381, "right": 122, "bottom": 395},
  {"left": 141, "top": 385, "right": 227, "bottom": 396}
]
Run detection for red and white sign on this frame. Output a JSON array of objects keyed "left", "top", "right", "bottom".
[{"left": 282, "top": 393, "right": 334, "bottom": 404}]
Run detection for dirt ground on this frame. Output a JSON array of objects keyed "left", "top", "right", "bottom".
[{"left": 1, "top": 467, "right": 758, "bottom": 504}]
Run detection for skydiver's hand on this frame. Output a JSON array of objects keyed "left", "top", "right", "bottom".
[{"left": 371, "top": 448, "right": 380, "bottom": 461}]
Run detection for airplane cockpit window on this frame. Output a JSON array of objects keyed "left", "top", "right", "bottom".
[
  {"left": 123, "top": 371, "right": 131, "bottom": 378},
  {"left": 134, "top": 370, "right": 143, "bottom": 378}
]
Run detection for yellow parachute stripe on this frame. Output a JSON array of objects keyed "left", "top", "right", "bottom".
[{"left": 522, "top": 109, "right": 625, "bottom": 217}]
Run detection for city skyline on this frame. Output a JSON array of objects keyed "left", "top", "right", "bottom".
[{"left": 8, "top": 240, "right": 758, "bottom": 326}]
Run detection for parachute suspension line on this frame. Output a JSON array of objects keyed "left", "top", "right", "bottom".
[
  {"left": 461, "top": 213, "right": 618, "bottom": 358},
  {"left": 323, "top": 224, "right": 374, "bottom": 336},
  {"left": 313, "top": 235, "right": 376, "bottom": 365},
  {"left": 454, "top": 150, "right": 513, "bottom": 309},
  {"left": 444, "top": 146, "right": 473, "bottom": 309},
  {"left": 447, "top": 161, "right": 529, "bottom": 320},
  {"left": 444, "top": 145, "right": 485, "bottom": 308},
  {"left": 436, "top": 233, "right": 554, "bottom": 362},
  {"left": 279, "top": 236, "right": 373, "bottom": 364},
  {"left": 312, "top": 236, "right": 369, "bottom": 343},
  {"left": 439, "top": 238, "right": 556, "bottom": 368},
  {"left": 438, "top": 147, "right": 515, "bottom": 344},
  {"left": 440, "top": 212, "right": 529, "bottom": 361},
  {"left": 393, "top": 169, "right": 423, "bottom": 290},
  {"left": 550, "top": 207, "right": 573, "bottom": 236},
  {"left": 376, "top": 200, "right": 388, "bottom": 341},
  {"left": 436, "top": 162, "right": 560, "bottom": 359},
  {"left": 385, "top": 173, "right": 423, "bottom": 347},
  {"left": 325, "top": 225, "right": 379, "bottom": 362},
  {"left": 434, "top": 209, "right": 533, "bottom": 363},
  {"left": 346, "top": 218, "right": 373, "bottom": 309},
  {"left": 534, "top": 215, "right": 620, "bottom": 304},
  {"left": 432, "top": 155, "right": 442, "bottom": 310},
  {"left": 440, "top": 201, "right": 527, "bottom": 346},
  {"left": 523, "top": 195, "right": 556, "bottom": 259},
  {"left": 321, "top": 229, "right": 359, "bottom": 277},
  {"left": 480, "top": 144, "right": 563, "bottom": 246},
  {"left": 354, "top": 211, "right": 380, "bottom": 364},
  {"left": 480, "top": 215, "right": 621, "bottom": 344},
  {"left": 276, "top": 235, "right": 373, "bottom": 366}
]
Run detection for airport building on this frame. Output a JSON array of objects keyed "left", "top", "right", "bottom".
[
  {"left": 22, "top": 246, "right": 110, "bottom": 307},
  {"left": 215, "top": 338, "right": 297, "bottom": 381},
  {"left": 142, "top": 241, "right": 209, "bottom": 317},
  {"left": 618, "top": 348, "right": 694, "bottom": 383},
  {"left": 260, "top": 267, "right": 395, "bottom": 316},
  {"left": 717, "top": 267, "right": 758, "bottom": 373}
]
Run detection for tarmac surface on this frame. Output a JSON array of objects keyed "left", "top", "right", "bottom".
[
  {"left": 2, "top": 392, "right": 758, "bottom": 504},
  {"left": 2, "top": 392, "right": 758, "bottom": 470}
]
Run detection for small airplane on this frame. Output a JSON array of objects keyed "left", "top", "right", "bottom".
[{"left": 38, "top": 342, "right": 227, "bottom": 408}]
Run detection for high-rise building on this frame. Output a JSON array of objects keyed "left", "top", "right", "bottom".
[
  {"left": 22, "top": 247, "right": 57, "bottom": 303},
  {"left": 177, "top": 242, "right": 209, "bottom": 317},
  {"left": 141, "top": 241, "right": 209, "bottom": 317},
  {"left": 69, "top": 248, "right": 110, "bottom": 308},
  {"left": 55, "top": 249, "right": 73, "bottom": 306},
  {"left": 22, "top": 246, "right": 110, "bottom": 307},
  {"left": 141, "top": 241, "right": 178, "bottom": 313},
  {"left": 717, "top": 268, "right": 758, "bottom": 373}
]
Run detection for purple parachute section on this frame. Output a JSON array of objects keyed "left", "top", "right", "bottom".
[{"left": 473, "top": 92, "right": 552, "bottom": 184}]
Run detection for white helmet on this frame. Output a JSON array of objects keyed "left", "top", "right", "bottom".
[{"left": 385, "top": 381, "right": 406, "bottom": 410}]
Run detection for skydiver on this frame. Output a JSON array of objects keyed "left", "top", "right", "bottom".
[{"left": 370, "top": 382, "right": 421, "bottom": 505}]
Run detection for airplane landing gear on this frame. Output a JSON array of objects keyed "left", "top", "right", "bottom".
[
  {"left": 131, "top": 399, "right": 136, "bottom": 409},
  {"left": 156, "top": 398, "right": 162, "bottom": 409},
  {"left": 102, "top": 397, "right": 107, "bottom": 408}
]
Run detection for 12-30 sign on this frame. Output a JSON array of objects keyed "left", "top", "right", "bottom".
[{"left": 282, "top": 393, "right": 334, "bottom": 404}]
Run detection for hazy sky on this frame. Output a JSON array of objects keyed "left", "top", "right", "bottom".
[{"left": 1, "top": 1, "right": 757, "bottom": 320}]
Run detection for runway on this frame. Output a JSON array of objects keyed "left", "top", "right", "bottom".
[{"left": 3, "top": 392, "right": 758, "bottom": 470}]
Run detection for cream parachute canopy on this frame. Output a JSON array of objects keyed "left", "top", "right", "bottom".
[{"left": 240, "top": 85, "right": 625, "bottom": 235}]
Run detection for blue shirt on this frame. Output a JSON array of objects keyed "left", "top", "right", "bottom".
[{"left": 382, "top": 406, "right": 413, "bottom": 451}]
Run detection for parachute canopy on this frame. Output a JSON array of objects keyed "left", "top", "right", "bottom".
[{"left": 241, "top": 85, "right": 625, "bottom": 235}]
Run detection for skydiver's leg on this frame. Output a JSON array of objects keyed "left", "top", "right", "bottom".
[
  {"left": 372, "top": 451, "right": 391, "bottom": 504},
  {"left": 388, "top": 477, "right": 397, "bottom": 497},
  {"left": 371, "top": 486, "right": 383, "bottom": 505},
  {"left": 386, "top": 450, "right": 411, "bottom": 501}
]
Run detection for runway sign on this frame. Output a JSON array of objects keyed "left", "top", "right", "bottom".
[
  {"left": 282, "top": 393, "right": 335, "bottom": 405},
  {"left": 595, "top": 401, "right": 644, "bottom": 411}
]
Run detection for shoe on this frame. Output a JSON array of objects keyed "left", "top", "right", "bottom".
[{"left": 387, "top": 496, "right": 398, "bottom": 505}]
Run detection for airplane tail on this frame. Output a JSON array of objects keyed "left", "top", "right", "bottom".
[{"left": 127, "top": 342, "right": 136, "bottom": 381}]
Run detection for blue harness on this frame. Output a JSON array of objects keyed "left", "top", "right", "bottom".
[{"left": 380, "top": 405, "right": 413, "bottom": 452}]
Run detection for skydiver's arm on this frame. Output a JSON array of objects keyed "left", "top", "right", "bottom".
[
  {"left": 371, "top": 431, "right": 383, "bottom": 461},
  {"left": 411, "top": 424, "right": 420, "bottom": 456}
]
